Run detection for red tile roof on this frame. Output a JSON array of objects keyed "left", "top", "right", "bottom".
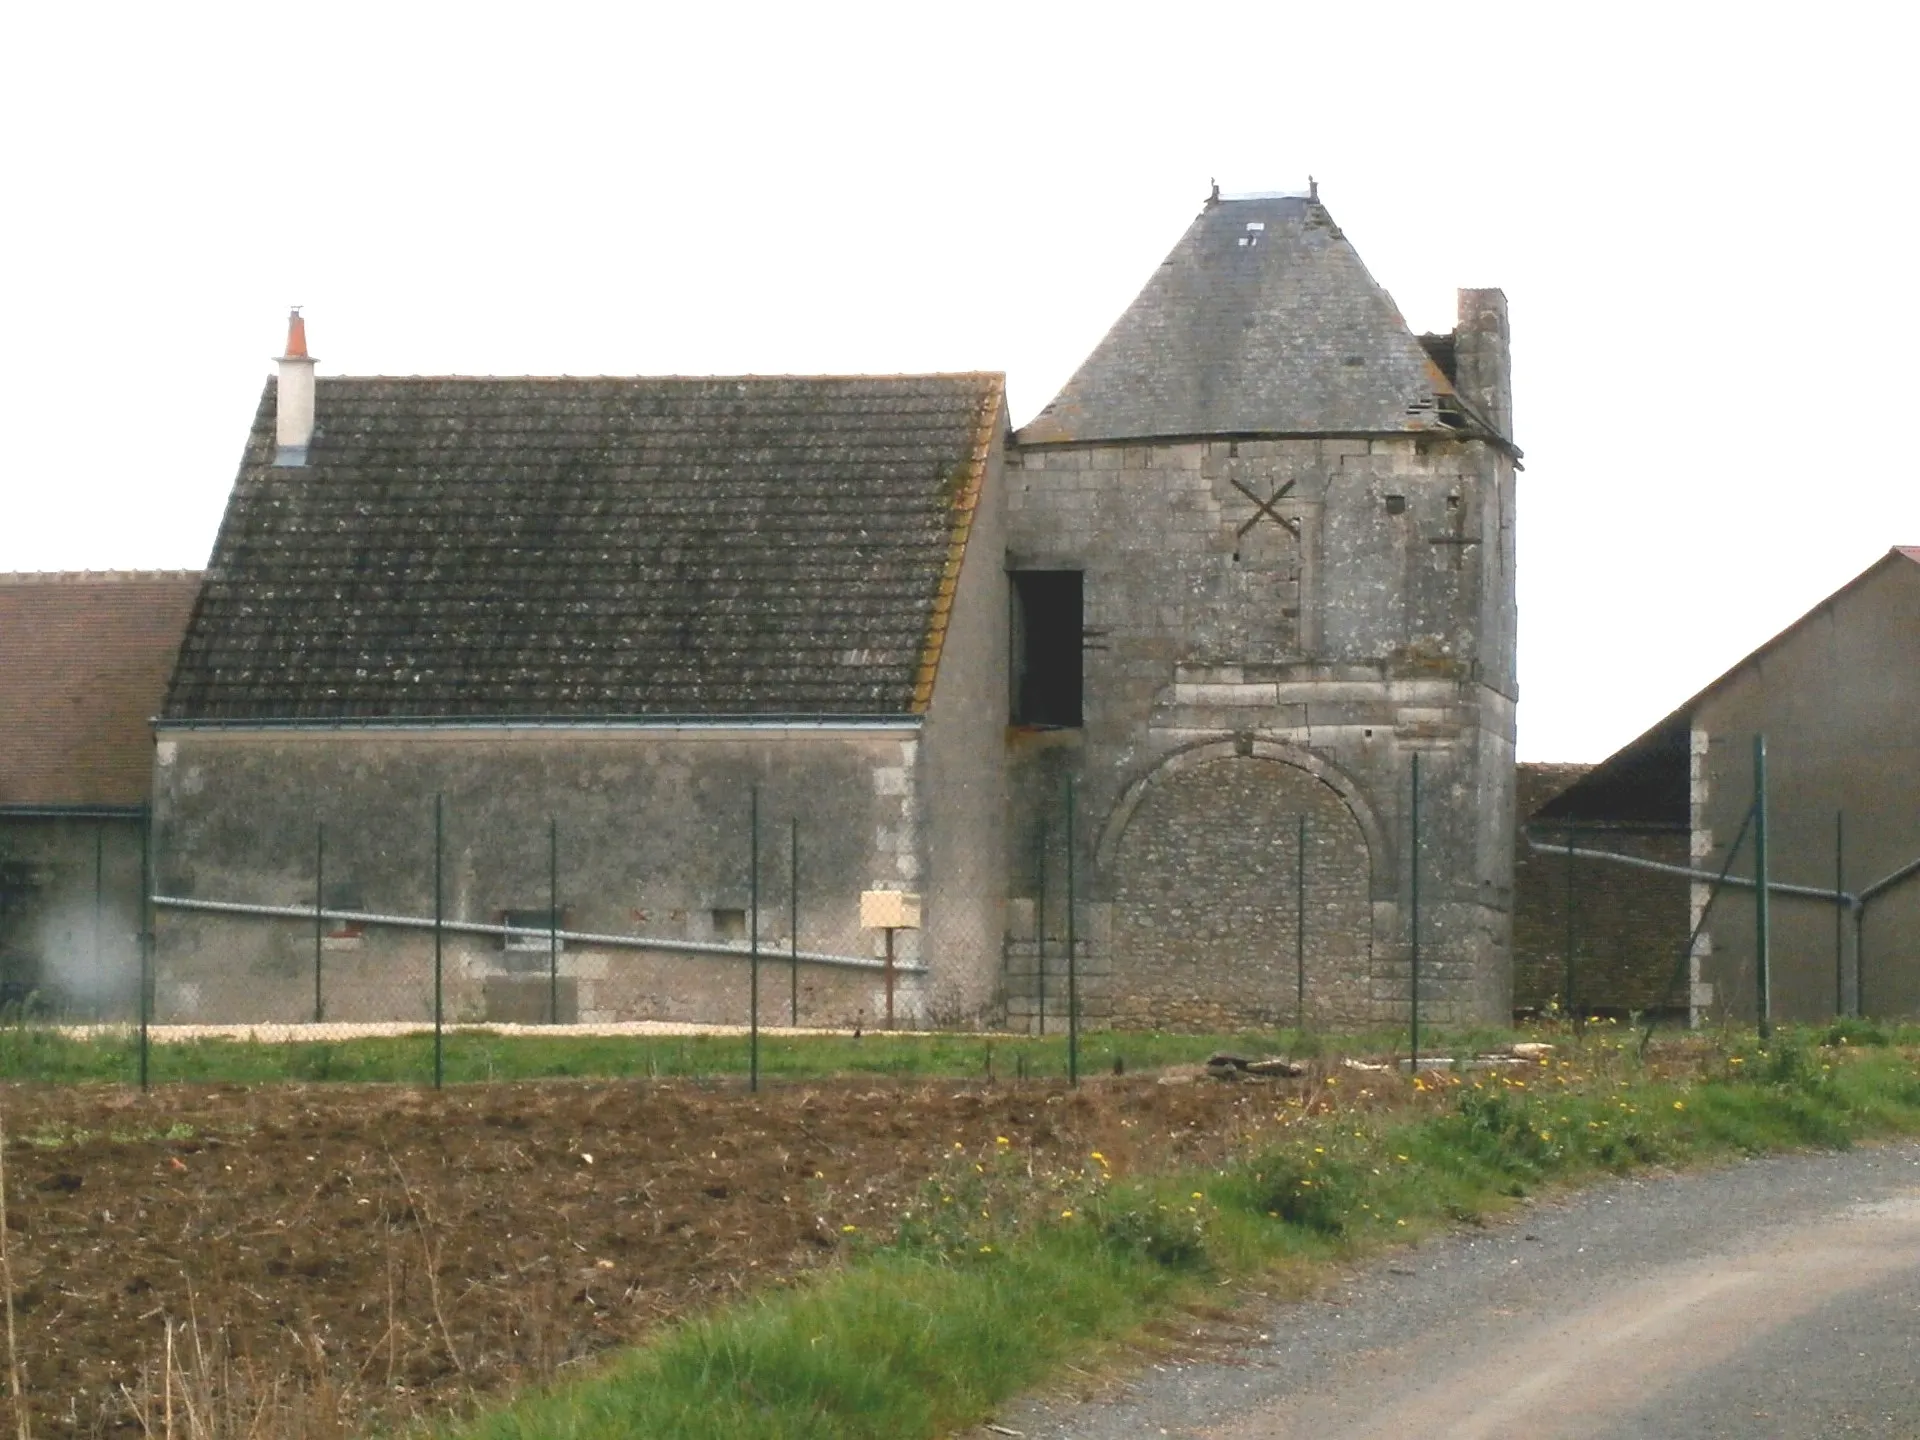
[{"left": 0, "top": 572, "right": 201, "bottom": 807}]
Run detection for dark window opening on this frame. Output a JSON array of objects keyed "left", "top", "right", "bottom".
[
  {"left": 1384, "top": 494, "right": 1407, "bottom": 516},
  {"left": 502, "top": 908, "right": 563, "bottom": 953},
  {"left": 325, "top": 884, "right": 365, "bottom": 940},
  {"left": 1011, "top": 570, "right": 1083, "bottom": 727}
]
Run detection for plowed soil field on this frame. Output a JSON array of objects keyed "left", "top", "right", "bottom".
[{"left": 1, "top": 1071, "right": 1285, "bottom": 1435}]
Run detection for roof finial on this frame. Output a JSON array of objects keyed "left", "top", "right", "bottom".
[
  {"left": 282, "top": 306, "right": 309, "bottom": 360},
  {"left": 1207, "top": 178, "right": 1220, "bottom": 208},
  {"left": 1308, "top": 176, "right": 1319, "bottom": 203}
]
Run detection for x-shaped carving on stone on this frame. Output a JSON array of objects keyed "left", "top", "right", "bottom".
[{"left": 1231, "top": 477, "right": 1301, "bottom": 539}]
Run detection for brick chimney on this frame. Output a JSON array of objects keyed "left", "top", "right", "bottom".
[{"left": 274, "top": 309, "right": 317, "bottom": 467}]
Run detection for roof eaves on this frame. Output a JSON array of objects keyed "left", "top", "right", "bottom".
[
  {"left": 910, "top": 381, "right": 1004, "bottom": 715},
  {"left": 153, "top": 714, "right": 925, "bottom": 732},
  {"left": 1014, "top": 424, "right": 1522, "bottom": 462}
]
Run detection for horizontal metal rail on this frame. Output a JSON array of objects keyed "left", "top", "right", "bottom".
[
  {"left": 1860, "top": 852, "right": 1920, "bottom": 905},
  {"left": 152, "top": 895, "right": 924, "bottom": 975},
  {"left": 1528, "top": 828, "right": 1920, "bottom": 913},
  {"left": 1523, "top": 831, "right": 1851, "bottom": 904}
]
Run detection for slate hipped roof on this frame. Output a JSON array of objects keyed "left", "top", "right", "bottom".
[
  {"left": 1020, "top": 194, "right": 1481, "bottom": 445},
  {"left": 1, "top": 571, "right": 201, "bottom": 806},
  {"left": 165, "top": 374, "right": 1003, "bottom": 721}
]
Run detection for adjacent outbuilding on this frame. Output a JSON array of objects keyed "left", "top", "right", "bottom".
[
  {"left": 1532, "top": 547, "right": 1920, "bottom": 1024},
  {"left": 0, "top": 570, "right": 200, "bottom": 1014},
  {"left": 152, "top": 331, "right": 1009, "bottom": 1027}
]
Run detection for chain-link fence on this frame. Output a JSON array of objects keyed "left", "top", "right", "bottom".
[
  {"left": 1521, "top": 733, "right": 1920, "bottom": 1040},
  {"left": 0, "top": 781, "right": 1030, "bottom": 1089}
]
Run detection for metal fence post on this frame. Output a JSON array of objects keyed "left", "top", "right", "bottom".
[
  {"left": 93, "top": 821, "right": 104, "bottom": 1018},
  {"left": 1295, "top": 813, "right": 1306, "bottom": 1031},
  {"left": 1856, "top": 899, "right": 1869, "bottom": 1019},
  {"left": 749, "top": 786, "right": 760, "bottom": 1093},
  {"left": 1034, "top": 822, "right": 1047, "bottom": 1037},
  {"left": 139, "top": 803, "right": 151, "bottom": 1091},
  {"left": 548, "top": 816, "right": 559, "bottom": 1025},
  {"left": 789, "top": 816, "right": 800, "bottom": 1026},
  {"left": 1564, "top": 829, "right": 1577, "bottom": 1029},
  {"left": 1834, "top": 810, "right": 1845, "bottom": 1019},
  {"left": 1754, "top": 735, "right": 1770, "bottom": 1042},
  {"left": 313, "top": 823, "right": 325, "bottom": 1024},
  {"left": 1066, "top": 777, "right": 1078, "bottom": 1088},
  {"left": 1410, "top": 752, "right": 1421, "bottom": 1072},
  {"left": 433, "top": 793, "right": 444, "bottom": 1089}
]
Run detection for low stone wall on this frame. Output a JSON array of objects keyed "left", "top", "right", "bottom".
[{"left": 1513, "top": 764, "right": 1690, "bottom": 1015}]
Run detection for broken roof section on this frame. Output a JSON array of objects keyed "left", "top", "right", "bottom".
[{"left": 1020, "top": 193, "right": 1489, "bottom": 445}]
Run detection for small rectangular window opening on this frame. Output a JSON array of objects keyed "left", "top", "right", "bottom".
[
  {"left": 502, "top": 908, "right": 563, "bottom": 952},
  {"left": 324, "top": 885, "right": 365, "bottom": 940},
  {"left": 1011, "top": 570, "right": 1084, "bottom": 727},
  {"left": 711, "top": 907, "right": 748, "bottom": 942}
]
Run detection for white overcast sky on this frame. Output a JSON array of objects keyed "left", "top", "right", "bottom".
[{"left": 3, "top": 2, "right": 1914, "bottom": 762}]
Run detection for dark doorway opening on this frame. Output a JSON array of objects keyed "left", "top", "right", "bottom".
[{"left": 1011, "top": 570, "right": 1083, "bottom": 727}]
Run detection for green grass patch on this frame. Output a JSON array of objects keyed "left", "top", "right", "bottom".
[
  {"left": 0, "top": 1020, "right": 1431, "bottom": 1087},
  {"left": 436, "top": 1030, "right": 1920, "bottom": 1440}
]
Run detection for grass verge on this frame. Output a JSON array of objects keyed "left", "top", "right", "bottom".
[
  {"left": 0, "top": 1021, "right": 1419, "bottom": 1086},
  {"left": 435, "top": 1027, "right": 1920, "bottom": 1440}
]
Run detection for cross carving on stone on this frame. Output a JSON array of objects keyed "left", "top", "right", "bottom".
[{"left": 1230, "top": 477, "right": 1301, "bottom": 539}]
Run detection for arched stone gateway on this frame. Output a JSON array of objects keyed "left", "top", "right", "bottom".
[{"left": 1107, "top": 754, "right": 1373, "bottom": 1030}]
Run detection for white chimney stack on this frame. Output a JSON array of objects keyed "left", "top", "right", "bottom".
[{"left": 274, "top": 308, "right": 316, "bottom": 466}]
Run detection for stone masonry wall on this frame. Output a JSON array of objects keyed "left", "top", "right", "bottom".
[
  {"left": 150, "top": 726, "right": 969, "bottom": 1028},
  {"left": 1004, "top": 430, "right": 1517, "bottom": 1029},
  {"left": 1513, "top": 764, "right": 1690, "bottom": 1016},
  {"left": 916, "top": 425, "right": 1010, "bottom": 1024},
  {"left": 1108, "top": 754, "right": 1372, "bottom": 1029}
]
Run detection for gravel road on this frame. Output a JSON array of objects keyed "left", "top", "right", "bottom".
[{"left": 980, "top": 1142, "right": 1920, "bottom": 1439}]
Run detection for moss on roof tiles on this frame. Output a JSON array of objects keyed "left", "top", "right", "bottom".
[{"left": 167, "top": 374, "right": 1004, "bottom": 721}]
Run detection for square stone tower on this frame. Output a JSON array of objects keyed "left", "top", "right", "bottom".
[{"left": 1004, "top": 190, "right": 1517, "bottom": 1029}]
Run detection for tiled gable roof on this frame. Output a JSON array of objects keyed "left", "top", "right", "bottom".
[
  {"left": 0, "top": 571, "right": 201, "bottom": 806},
  {"left": 1020, "top": 195, "right": 1475, "bottom": 445},
  {"left": 165, "top": 375, "right": 1003, "bottom": 721}
]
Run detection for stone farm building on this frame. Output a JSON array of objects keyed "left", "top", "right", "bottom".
[
  {"left": 151, "top": 190, "right": 1519, "bottom": 1031},
  {"left": 0, "top": 571, "right": 200, "bottom": 1015},
  {"left": 1529, "top": 547, "right": 1920, "bottom": 1026}
]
